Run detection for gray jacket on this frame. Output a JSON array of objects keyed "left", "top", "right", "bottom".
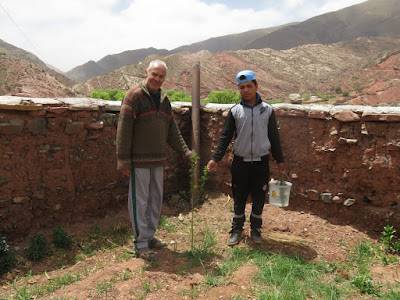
[{"left": 211, "top": 93, "right": 284, "bottom": 163}]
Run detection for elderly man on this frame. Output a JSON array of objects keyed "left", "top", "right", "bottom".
[
  {"left": 207, "top": 70, "right": 286, "bottom": 246},
  {"left": 117, "top": 59, "right": 191, "bottom": 261}
]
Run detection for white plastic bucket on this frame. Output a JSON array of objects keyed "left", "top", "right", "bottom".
[{"left": 268, "top": 179, "right": 292, "bottom": 207}]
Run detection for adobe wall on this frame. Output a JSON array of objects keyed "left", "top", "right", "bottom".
[
  {"left": 201, "top": 103, "right": 400, "bottom": 233},
  {"left": 1, "top": 96, "right": 399, "bottom": 240}
]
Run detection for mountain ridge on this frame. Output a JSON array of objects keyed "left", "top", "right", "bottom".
[
  {"left": 245, "top": 0, "right": 400, "bottom": 50},
  {"left": 64, "top": 0, "right": 400, "bottom": 83},
  {"left": 71, "top": 36, "right": 400, "bottom": 106}
]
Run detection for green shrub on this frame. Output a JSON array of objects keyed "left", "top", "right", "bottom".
[
  {"left": 26, "top": 234, "right": 47, "bottom": 261},
  {"left": 351, "top": 274, "right": 381, "bottom": 296},
  {"left": 53, "top": 225, "right": 73, "bottom": 250},
  {"left": 90, "top": 89, "right": 126, "bottom": 101},
  {"left": 342, "top": 91, "right": 350, "bottom": 97},
  {"left": 317, "top": 92, "right": 329, "bottom": 101},
  {"left": 335, "top": 86, "right": 342, "bottom": 94},
  {"left": 91, "top": 90, "right": 110, "bottom": 100},
  {"left": 381, "top": 225, "right": 400, "bottom": 253},
  {"left": 301, "top": 93, "right": 310, "bottom": 100},
  {"left": 166, "top": 90, "right": 192, "bottom": 102},
  {"left": 206, "top": 89, "right": 241, "bottom": 104},
  {"left": 0, "top": 236, "right": 16, "bottom": 275}
]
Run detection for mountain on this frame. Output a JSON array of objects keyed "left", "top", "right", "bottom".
[
  {"left": 0, "top": 39, "right": 75, "bottom": 89},
  {"left": 65, "top": 48, "right": 170, "bottom": 83},
  {"left": 72, "top": 36, "right": 400, "bottom": 106},
  {"left": 171, "top": 24, "right": 297, "bottom": 53},
  {"left": 0, "top": 41, "right": 77, "bottom": 97},
  {"left": 0, "top": 39, "right": 47, "bottom": 68},
  {"left": 64, "top": 25, "right": 295, "bottom": 83},
  {"left": 66, "top": 0, "right": 400, "bottom": 84},
  {"left": 245, "top": 0, "right": 400, "bottom": 50}
]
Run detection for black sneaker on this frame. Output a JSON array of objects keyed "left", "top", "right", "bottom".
[
  {"left": 250, "top": 228, "right": 264, "bottom": 244},
  {"left": 227, "top": 231, "right": 243, "bottom": 246}
]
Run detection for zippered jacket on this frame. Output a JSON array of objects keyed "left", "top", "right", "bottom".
[
  {"left": 211, "top": 93, "right": 284, "bottom": 163},
  {"left": 116, "top": 81, "right": 191, "bottom": 169}
]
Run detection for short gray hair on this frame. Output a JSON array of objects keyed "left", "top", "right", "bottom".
[{"left": 147, "top": 59, "right": 168, "bottom": 71}]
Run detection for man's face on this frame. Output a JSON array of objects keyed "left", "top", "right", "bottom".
[
  {"left": 145, "top": 63, "right": 167, "bottom": 91},
  {"left": 238, "top": 81, "right": 258, "bottom": 102}
]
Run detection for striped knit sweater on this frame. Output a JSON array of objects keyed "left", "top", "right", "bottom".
[{"left": 116, "top": 81, "right": 191, "bottom": 169}]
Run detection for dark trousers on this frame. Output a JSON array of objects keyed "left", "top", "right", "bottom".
[{"left": 230, "top": 155, "right": 270, "bottom": 231}]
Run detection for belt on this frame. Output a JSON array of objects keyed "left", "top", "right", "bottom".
[{"left": 233, "top": 154, "right": 269, "bottom": 162}]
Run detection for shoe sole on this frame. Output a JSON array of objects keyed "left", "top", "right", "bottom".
[
  {"left": 138, "top": 250, "right": 157, "bottom": 261},
  {"left": 250, "top": 233, "right": 264, "bottom": 244},
  {"left": 251, "top": 238, "right": 264, "bottom": 244}
]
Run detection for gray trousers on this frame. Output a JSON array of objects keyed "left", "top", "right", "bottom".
[{"left": 128, "top": 167, "right": 163, "bottom": 250}]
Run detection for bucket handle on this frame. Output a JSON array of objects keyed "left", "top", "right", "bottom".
[{"left": 271, "top": 172, "right": 290, "bottom": 185}]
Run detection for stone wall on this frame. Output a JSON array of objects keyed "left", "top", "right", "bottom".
[
  {"left": 1, "top": 96, "right": 399, "bottom": 240},
  {"left": 202, "top": 103, "right": 400, "bottom": 232},
  {"left": 0, "top": 97, "right": 192, "bottom": 240}
]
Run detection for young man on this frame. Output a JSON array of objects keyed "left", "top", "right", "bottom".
[
  {"left": 116, "top": 60, "right": 192, "bottom": 261},
  {"left": 207, "top": 70, "right": 286, "bottom": 246}
]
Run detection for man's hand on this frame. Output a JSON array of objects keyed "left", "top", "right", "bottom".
[
  {"left": 207, "top": 160, "right": 218, "bottom": 173},
  {"left": 120, "top": 169, "right": 130, "bottom": 177}
]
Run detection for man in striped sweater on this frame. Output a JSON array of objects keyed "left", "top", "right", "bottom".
[{"left": 116, "top": 59, "right": 192, "bottom": 261}]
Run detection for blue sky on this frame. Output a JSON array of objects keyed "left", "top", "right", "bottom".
[{"left": 0, "top": 0, "right": 367, "bottom": 72}]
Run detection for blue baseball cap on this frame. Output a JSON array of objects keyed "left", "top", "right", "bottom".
[{"left": 236, "top": 70, "right": 256, "bottom": 84}]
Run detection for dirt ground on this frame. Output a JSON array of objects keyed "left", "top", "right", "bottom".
[{"left": 1, "top": 192, "right": 399, "bottom": 299}]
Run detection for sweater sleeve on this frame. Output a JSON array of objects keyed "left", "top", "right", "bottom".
[
  {"left": 211, "top": 109, "right": 236, "bottom": 162},
  {"left": 116, "top": 92, "right": 136, "bottom": 170},
  {"left": 268, "top": 110, "right": 284, "bottom": 164}
]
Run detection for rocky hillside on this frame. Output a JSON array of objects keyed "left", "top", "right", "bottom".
[
  {"left": 73, "top": 36, "right": 400, "bottom": 106},
  {"left": 65, "top": 0, "right": 400, "bottom": 83},
  {"left": 65, "top": 48, "right": 170, "bottom": 83},
  {"left": 64, "top": 24, "right": 294, "bottom": 83},
  {"left": 0, "top": 52, "right": 76, "bottom": 98},
  {"left": 246, "top": 0, "right": 400, "bottom": 50}
]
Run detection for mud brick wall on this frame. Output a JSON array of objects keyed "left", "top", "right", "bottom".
[
  {"left": 200, "top": 103, "right": 400, "bottom": 232},
  {"left": 0, "top": 97, "right": 192, "bottom": 240},
  {"left": 1, "top": 97, "right": 399, "bottom": 240}
]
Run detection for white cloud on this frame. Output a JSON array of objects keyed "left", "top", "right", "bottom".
[
  {"left": 0, "top": 0, "right": 368, "bottom": 72},
  {"left": 316, "top": 0, "right": 366, "bottom": 15}
]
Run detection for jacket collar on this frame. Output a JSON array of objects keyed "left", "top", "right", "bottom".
[
  {"left": 140, "top": 81, "right": 167, "bottom": 102},
  {"left": 240, "top": 92, "right": 262, "bottom": 108}
]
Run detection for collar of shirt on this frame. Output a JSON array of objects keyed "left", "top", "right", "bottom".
[{"left": 241, "top": 92, "right": 262, "bottom": 108}]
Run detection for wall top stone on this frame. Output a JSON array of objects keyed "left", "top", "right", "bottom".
[
  {"left": 0, "top": 96, "right": 121, "bottom": 112},
  {"left": 2, "top": 97, "right": 400, "bottom": 121}
]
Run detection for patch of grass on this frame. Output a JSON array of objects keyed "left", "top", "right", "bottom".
[
  {"left": 202, "top": 247, "right": 257, "bottom": 289},
  {"left": 76, "top": 223, "right": 131, "bottom": 257},
  {"left": 45, "top": 273, "right": 79, "bottom": 293},
  {"left": 9, "top": 271, "right": 82, "bottom": 299},
  {"left": 158, "top": 216, "right": 178, "bottom": 233},
  {"left": 351, "top": 274, "right": 381, "bottom": 296},
  {"left": 96, "top": 280, "right": 113, "bottom": 293},
  {"left": 184, "top": 226, "right": 217, "bottom": 266},
  {"left": 197, "top": 240, "right": 399, "bottom": 299}
]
